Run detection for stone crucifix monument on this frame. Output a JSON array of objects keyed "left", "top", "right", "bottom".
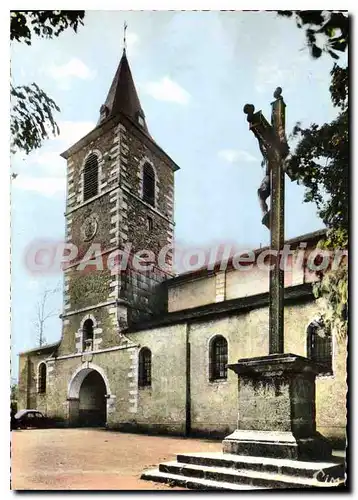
[
  {"left": 142, "top": 87, "right": 345, "bottom": 489},
  {"left": 222, "top": 88, "right": 332, "bottom": 461}
]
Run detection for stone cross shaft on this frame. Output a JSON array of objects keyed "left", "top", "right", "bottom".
[{"left": 243, "top": 88, "right": 288, "bottom": 355}]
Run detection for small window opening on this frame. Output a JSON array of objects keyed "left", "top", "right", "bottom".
[
  {"left": 142, "top": 163, "right": 155, "bottom": 206},
  {"left": 147, "top": 216, "right": 153, "bottom": 232},
  {"left": 38, "top": 363, "right": 47, "bottom": 394},
  {"left": 139, "top": 348, "right": 151, "bottom": 387},
  {"left": 307, "top": 318, "right": 333, "bottom": 375},
  {"left": 83, "top": 319, "right": 94, "bottom": 351},
  {"left": 209, "top": 336, "right": 228, "bottom": 381}
]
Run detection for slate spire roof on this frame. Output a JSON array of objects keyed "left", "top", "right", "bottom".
[{"left": 98, "top": 48, "right": 149, "bottom": 133}]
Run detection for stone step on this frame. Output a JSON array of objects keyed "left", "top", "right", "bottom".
[
  {"left": 158, "top": 461, "right": 344, "bottom": 489},
  {"left": 177, "top": 452, "right": 345, "bottom": 480},
  {"left": 140, "top": 469, "right": 265, "bottom": 490}
]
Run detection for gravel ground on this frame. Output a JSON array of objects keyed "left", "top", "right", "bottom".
[{"left": 11, "top": 428, "right": 222, "bottom": 490}]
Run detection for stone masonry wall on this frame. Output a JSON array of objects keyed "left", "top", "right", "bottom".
[
  {"left": 126, "top": 323, "right": 187, "bottom": 435},
  {"left": 19, "top": 323, "right": 187, "bottom": 435},
  {"left": 61, "top": 114, "right": 177, "bottom": 356},
  {"left": 166, "top": 247, "right": 325, "bottom": 313},
  {"left": 43, "top": 349, "right": 135, "bottom": 425},
  {"left": 19, "top": 298, "right": 346, "bottom": 442},
  {"left": 18, "top": 350, "right": 58, "bottom": 414},
  {"left": 115, "top": 120, "right": 175, "bottom": 322},
  {"left": 168, "top": 276, "right": 217, "bottom": 313},
  {"left": 58, "top": 304, "right": 119, "bottom": 358},
  {"left": 62, "top": 122, "right": 122, "bottom": 356},
  {"left": 188, "top": 299, "right": 347, "bottom": 441}
]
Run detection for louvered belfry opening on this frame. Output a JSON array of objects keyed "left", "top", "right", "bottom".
[
  {"left": 142, "top": 163, "right": 155, "bottom": 206},
  {"left": 210, "top": 336, "right": 228, "bottom": 381},
  {"left": 83, "top": 153, "right": 99, "bottom": 201},
  {"left": 138, "top": 347, "right": 152, "bottom": 387},
  {"left": 307, "top": 319, "right": 333, "bottom": 374}
]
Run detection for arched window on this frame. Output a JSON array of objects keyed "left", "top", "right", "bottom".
[
  {"left": 142, "top": 163, "right": 155, "bottom": 206},
  {"left": 83, "top": 319, "right": 94, "bottom": 351},
  {"left": 83, "top": 153, "right": 99, "bottom": 201},
  {"left": 138, "top": 347, "right": 151, "bottom": 387},
  {"left": 209, "top": 336, "right": 228, "bottom": 381},
  {"left": 38, "top": 363, "right": 47, "bottom": 394},
  {"left": 307, "top": 318, "right": 333, "bottom": 375}
]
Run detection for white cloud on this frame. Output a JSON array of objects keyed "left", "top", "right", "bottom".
[
  {"left": 126, "top": 32, "right": 139, "bottom": 52},
  {"left": 13, "top": 176, "right": 66, "bottom": 197},
  {"left": 48, "top": 58, "right": 95, "bottom": 81},
  {"left": 24, "top": 152, "right": 65, "bottom": 179},
  {"left": 218, "top": 149, "right": 258, "bottom": 164},
  {"left": 255, "top": 62, "right": 289, "bottom": 94},
  {"left": 56, "top": 120, "right": 96, "bottom": 148},
  {"left": 254, "top": 53, "right": 308, "bottom": 94},
  {"left": 11, "top": 121, "right": 95, "bottom": 187},
  {"left": 142, "top": 76, "right": 191, "bottom": 105}
]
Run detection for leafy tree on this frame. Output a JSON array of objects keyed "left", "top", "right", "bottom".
[
  {"left": 286, "top": 64, "right": 348, "bottom": 249},
  {"left": 10, "top": 11, "right": 85, "bottom": 155},
  {"left": 11, "top": 83, "right": 60, "bottom": 155},
  {"left": 277, "top": 10, "right": 348, "bottom": 340},
  {"left": 277, "top": 11, "right": 348, "bottom": 60},
  {"left": 11, "top": 383, "right": 18, "bottom": 414},
  {"left": 11, "top": 383, "right": 18, "bottom": 402},
  {"left": 313, "top": 263, "right": 348, "bottom": 343},
  {"left": 11, "top": 10, "right": 85, "bottom": 45}
]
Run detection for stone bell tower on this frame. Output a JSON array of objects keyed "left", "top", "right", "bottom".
[{"left": 58, "top": 48, "right": 179, "bottom": 356}]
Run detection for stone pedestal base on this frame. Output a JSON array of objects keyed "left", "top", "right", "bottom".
[
  {"left": 223, "top": 429, "right": 331, "bottom": 461},
  {"left": 223, "top": 353, "right": 332, "bottom": 461}
]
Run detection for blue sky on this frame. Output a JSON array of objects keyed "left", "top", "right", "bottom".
[{"left": 11, "top": 11, "right": 344, "bottom": 379}]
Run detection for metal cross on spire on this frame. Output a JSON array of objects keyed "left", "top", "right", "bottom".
[{"left": 123, "top": 21, "right": 128, "bottom": 53}]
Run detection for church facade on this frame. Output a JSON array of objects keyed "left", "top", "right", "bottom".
[{"left": 18, "top": 50, "right": 347, "bottom": 445}]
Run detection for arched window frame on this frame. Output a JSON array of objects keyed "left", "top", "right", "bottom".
[
  {"left": 37, "top": 362, "right": 47, "bottom": 394},
  {"left": 81, "top": 150, "right": 103, "bottom": 203},
  {"left": 306, "top": 317, "right": 333, "bottom": 376},
  {"left": 78, "top": 314, "right": 98, "bottom": 353},
  {"left": 139, "top": 158, "right": 157, "bottom": 208},
  {"left": 138, "top": 347, "right": 152, "bottom": 388},
  {"left": 209, "top": 335, "right": 228, "bottom": 382}
]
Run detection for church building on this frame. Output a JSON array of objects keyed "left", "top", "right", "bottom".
[{"left": 18, "top": 48, "right": 347, "bottom": 446}]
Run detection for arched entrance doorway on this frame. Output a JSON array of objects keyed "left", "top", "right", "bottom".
[
  {"left": 67, "top": 366, "right": 109, "bottom": 427},
  {"left": 79, "top": 370, "right": 106, "bottom": 426}
]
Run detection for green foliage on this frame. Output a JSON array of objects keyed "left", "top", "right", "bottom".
[
  {"left": 286, "top": 65, "right": 348, "bottom": 250},
  {"left": 11, "top": 383, "right": 18, "bottom": 401},
  {"left": 10, "top": 11, "right": 85, "bottom": 155},
  {"left": 11, "top": 83, "right": 60, "bottom": 154},
  {"left": 313, "top": 264, "right": 348, "bottom": 342},
  {"left": 277, "top": 11, "right": 348, "bottom": 60},
  {"left": 278, "top": 11, "right": 349, "bottom": 340},
  {"left": 330, "top": 63, "right": 348, "bottom": 109},
  {"left": 10, "top": 11, "right": 84, "bottom": 45}
]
